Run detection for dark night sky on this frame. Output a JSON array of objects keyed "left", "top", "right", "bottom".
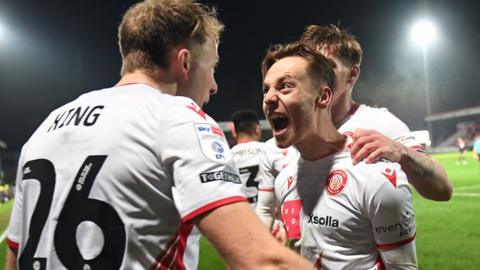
[{"left": 1, "top": 0, "right": 480, "bottom": 152}]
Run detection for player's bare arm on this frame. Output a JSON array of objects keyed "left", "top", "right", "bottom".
[
  {"left": 5, "top": 246, "right": 17, "bottom": 270},
  {"left": 194, "top": 201, "right": 313, "bottom": 269},
  {"left": 351, "top": 129, "right": 452, "bottom": 201}
]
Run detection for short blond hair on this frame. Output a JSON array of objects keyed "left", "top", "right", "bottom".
[
  {"left": 300, "top": 24, "right": 362, "bottom": 68},
  {"left": 118, "top": 0, "right": 224, "bottom": 75}
]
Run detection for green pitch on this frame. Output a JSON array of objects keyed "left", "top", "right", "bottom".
[{"left": 1, "top": 152, "right": 479, "bottom": 269}]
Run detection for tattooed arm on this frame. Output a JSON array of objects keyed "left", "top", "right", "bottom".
[
  {"left": 351, "top": 129, "right": 452, "bottom": 201},
  {"left": 397, "top": 146, "right": 451, "bottom": 201}
]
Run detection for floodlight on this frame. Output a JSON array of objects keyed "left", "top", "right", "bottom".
[{"left": 410, "top": 20, "right": 438, "bottom": 46}]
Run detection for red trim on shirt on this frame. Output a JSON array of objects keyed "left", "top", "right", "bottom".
[
  {"left": 258, "top": 188, "right": 274, "bottom": 192},
  {"left": 150, "top": 231, "right": 178, "bottom": 270},
  {"left": 376, "top": 233, "right": 416, "bottom": 250},
  {"left": 374, "top": 255, "right": 384, "bottom": 270},
  {"left": 410, "top": 145, "right": 425, "bottom": 151},
  {"left": 181, "top": 196, "right": 247, "bottom": 222},
  {"left": 150, "top": 223, "right": 194, "bottom": 270},
  {"left": 6, "top": 238, "right": 18, "bottom": 250},
  {"left": 315, "top": 255, "right": 322, "bottom": 270},
  {"left": 173, "top": 223, "right": 193, "bottom": 270}
]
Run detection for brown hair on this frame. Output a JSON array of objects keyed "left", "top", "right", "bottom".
[
  {"left": 300, "top": 24, "right": 362, "bottom": 68},
  {"left": 261, "top": 42, "right": 335, "bottom": 90},
  {"left": 118, "top": 0, "right": 224, "bottom": 75}
]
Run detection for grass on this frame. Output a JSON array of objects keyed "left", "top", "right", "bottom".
[
  {"left": 198, "top": 237, "right": 226, "bottom": 269},
  {"left": 414, "top": 152, "right": 480, "bottom": 269},
  {"left": 1, "top": 152, "right": 479, "bottom": 269},
  {"left": 0, "top": 200, "right": 14, "bottom": 269}
]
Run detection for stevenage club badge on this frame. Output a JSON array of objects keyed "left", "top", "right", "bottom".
[{"left": 325, "top": 170, "right": 348, "bottom": 195}]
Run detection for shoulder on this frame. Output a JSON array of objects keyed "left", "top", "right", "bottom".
[
  {"left": 262, "top": 138, "right": 286, "bottom": 157},
  {"left": 160, "top": 96, "right": 218, "bottom": 127},
  {"left": 349, "top": 161, "right": 411, "bottom": 204},
  {"left": 275, "top": 162, "right": 297, "bottom": 186},
  {"left": 342, "top": 105, "right": 410, "bottom": 138},
  {"left": 357, "top": 105, "right": 406, "bottom": 125},
  {"left": 264, "top": 138, "right": 279, "bottom": 150}
]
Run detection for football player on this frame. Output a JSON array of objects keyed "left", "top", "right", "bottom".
[
  {"left": 230, "top": 109, "right": 264, "bottom": 206},
  {"left": 262, "top": 42, "right": 418, "bottom": 269},
  {"left": 5, "top": 1, "right": 312, "bottom": 269}
]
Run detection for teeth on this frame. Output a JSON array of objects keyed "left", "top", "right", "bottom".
[{"left": 270, "top": 114, "right": 285, "bottom": 120}]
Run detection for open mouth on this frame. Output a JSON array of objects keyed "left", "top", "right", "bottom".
[{"left": 271, "top": 115, "right": 289, "bottom": 135}]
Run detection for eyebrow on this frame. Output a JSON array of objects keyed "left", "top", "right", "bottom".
[{"left": 263, "top": 74, "right": 295, "bottom": 88}]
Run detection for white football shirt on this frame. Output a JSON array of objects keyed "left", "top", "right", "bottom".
[
  {"left": 257, "top": 104, "right": 422, "bottom": 234},
  {"left": 7, "top": 84, "right": 247, "bottom": 270},
  {"left": 275, "top": 147, "right": 417, "bottom": 269},
  {"left": 258, "top": 138, "right": 299, "bottom": 191},
  {"left": 255, "top": 138, "right": 299, "bottom": 228},
  {"left": 231, "top": 141, "right": 265, "bottom": 205},
  {"left": 337, "top": 104, "right": 427, "bottom": 151}
]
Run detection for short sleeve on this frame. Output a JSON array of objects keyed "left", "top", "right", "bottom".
[
  {"left": 7, "top": 151, "right": 27, "bottom": 249},
  {"left": 364, "top": 167, "right": 416, "bottom": 250},
  {"left": 258, "top": 139, "right": 291, "bottom": 190},
  {"left": 258, "top": 146, "right": 279, "bottom": 190},
  {"left": 157, "top": 100, "right": 247, "bottom": 222}
]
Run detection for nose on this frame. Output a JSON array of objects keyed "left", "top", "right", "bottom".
[
  {"left": 263, "top": 87, "right": 279, "bottom": 113},
  {"left": 209, "top": 80, "right": 218, "bottom": 96},
  {"left": 263, "top": 88, "right": 278, "bottom": 106}
]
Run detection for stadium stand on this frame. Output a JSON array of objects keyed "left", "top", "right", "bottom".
[{"left": 426, "top": 106, "right": 480, "bottom": 153}]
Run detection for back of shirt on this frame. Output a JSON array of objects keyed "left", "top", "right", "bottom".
[
  {"left": 338, "top": 105, "right": 410, "bottom": 139},
  {"left": 231, "top": 141, "right": 264, "bottom": 204},
  {"left": 7, "top": 84, "right": 246, "bottom": 269}
]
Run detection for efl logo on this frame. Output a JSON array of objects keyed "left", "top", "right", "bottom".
[
  {"left": 325, "top": 170, "right": 348, "bottom": 195},
  {"left": 211, "top": 141, "right": 225, "bottom": 160},
  {"left": 194, "top": 123, "right": 231, "bottom": 162}
]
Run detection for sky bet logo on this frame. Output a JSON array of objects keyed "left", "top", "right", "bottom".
[
  {"left": 307, "top": 214, "right": 339, "bottom": 228},
  {"left": 196, "top": 125, "right": 224, "bottom": 137},
  {"left": 197, "top": 126, "right": 210, "bottom": 132}
]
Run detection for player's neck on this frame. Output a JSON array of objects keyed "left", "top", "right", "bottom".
[
  {"left": 332, "top": 98, "right": 359, "bottom": 126},
  {"left": 296, "top": 121, "right": 346, "bottom": 161},
  {"left": 116, "top": 70, "right": 177, "bottom": 96},
  {"left": 236, "top": 134, "right": 258, "bottom": 144}
]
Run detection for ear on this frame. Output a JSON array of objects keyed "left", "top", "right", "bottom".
[
  {"left": 176, "top": 48, "right": 192, "bottom": 80},
  {"left": 255, "top": 124, "right": 261, "bottom": 138},
  {"left": 347, "top": 64, "right": 360, "bottom": 84},
  {"left": 316, "top": 86, "right": 333, "bottom": 109}
]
